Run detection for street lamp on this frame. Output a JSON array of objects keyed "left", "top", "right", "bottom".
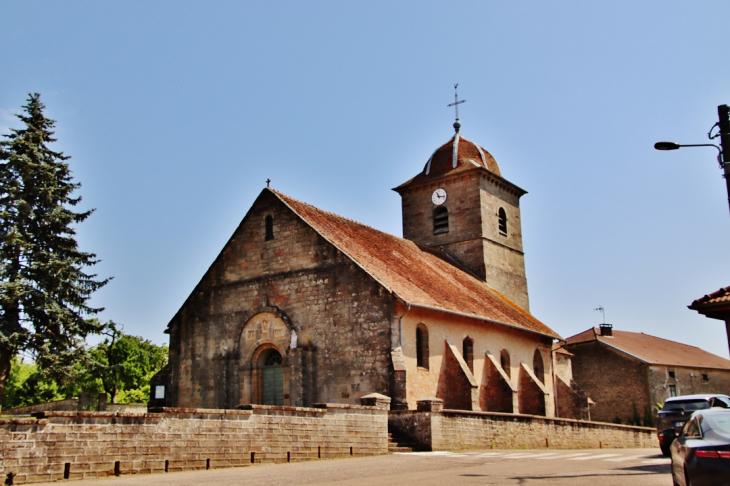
[
  {"left": 657, "top": 105, "right": 730, "bottom": 358},
  {"left": 654, "top": 104, "right": 730, "bottom": 217},
  {"left": 654, "top": 141, "right": 721, "bottom": 154}
]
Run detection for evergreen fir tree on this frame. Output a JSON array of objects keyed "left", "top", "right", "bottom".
[{"left": 0, "top": 93, "right": 109, "bottom": 406}]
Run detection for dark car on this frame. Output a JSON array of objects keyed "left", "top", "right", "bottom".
[
  {"left": 667, "top": 408, "right": 730, "bottom": 486},
  {"left": 657, "top": 394, "right": 730, "bottom": 456}
]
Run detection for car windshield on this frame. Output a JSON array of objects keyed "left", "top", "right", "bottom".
[
  {"left": 663, "top": 400, "right": 710, "bottom": 412},
  {"left": 703, "top": 414, "right": 730, "bottom": 435}
]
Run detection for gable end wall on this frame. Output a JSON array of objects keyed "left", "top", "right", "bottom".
[
  {"left": 167, "top": 191, "right": 396, "bottom": 409},
  {"left": 567, "top": 341, "right": 650, "bottom": 424}
]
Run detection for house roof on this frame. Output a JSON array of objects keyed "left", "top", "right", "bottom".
[
  {"left": 688, "top": 286, "right": 730, "bottom": 320},
  {"left": 271, "top": 188, "right": 560, "bottom": 340},
  {"left": 565, "top": 327, "right": 730, "bottom": 370}
]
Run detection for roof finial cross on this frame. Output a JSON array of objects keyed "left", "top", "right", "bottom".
[
  {"left": 447, "top": 83, "right": 465, "bottom": 133},
  {"left": 266, "top": 178, "right": 271, "bottom": 188}
]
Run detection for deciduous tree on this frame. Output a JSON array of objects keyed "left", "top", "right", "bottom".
[{"left": 86, "top": 321, "right": 168, "bottom": 403}]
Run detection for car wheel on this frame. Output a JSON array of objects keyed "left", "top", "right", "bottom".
[{"left": 660, "top": 444, "right": 671, "bottom": 457}]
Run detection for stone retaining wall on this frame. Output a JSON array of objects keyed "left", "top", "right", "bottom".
[
  {"left": 389, "top": 405, "right": 655, "bottom": 451},
  {"left": 0, "top": 394, "right": 659, "bottom": 485},
  {"left": 0, "top": 403, "right": 388, "bottom": 484}
]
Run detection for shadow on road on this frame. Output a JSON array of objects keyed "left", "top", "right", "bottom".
[
  {"left": 620, "top": 464, "right": 671, "bottom": 473},
  {"left": 508, "top": 470, "right": 669, "bottom": 483}
]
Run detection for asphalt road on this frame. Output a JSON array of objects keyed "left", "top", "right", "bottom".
[{"left": 31, "top": 449, "right": 671, "bottom": 486}]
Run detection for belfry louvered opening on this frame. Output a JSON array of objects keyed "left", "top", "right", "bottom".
[{"left": 433, "top": 207, "right": 449, "bottom": 234}]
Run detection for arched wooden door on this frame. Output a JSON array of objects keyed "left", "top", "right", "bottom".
[{"left": 262, "top": 349, "right": 284, "bottom": 405}]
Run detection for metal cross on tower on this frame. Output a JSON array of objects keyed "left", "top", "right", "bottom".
[{"left": 447, "top": 84, "right": 466, "bottom": 132}]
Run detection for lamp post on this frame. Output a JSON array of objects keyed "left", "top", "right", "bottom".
[
  {"left": 657, "top": 105, "right": 730, "bottom": 358},
  {"left": 654, "top": 105, "right": 730, "bottom": 217}
]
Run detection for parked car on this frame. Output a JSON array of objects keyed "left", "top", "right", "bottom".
[
  {"left": 666, "top": 408, "right": 730, "bottom": 486},
  {"left": 657, "top": 394, "right": 730, "bottom": 456}
]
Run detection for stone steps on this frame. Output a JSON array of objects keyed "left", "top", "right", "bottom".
[{"left": 387, "top": 431, "right": 414, "bottom": 453}]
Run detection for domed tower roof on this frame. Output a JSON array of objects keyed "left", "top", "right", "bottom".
[
  {"left": 396, "top": 133, "right": 501, "bottom": 190},
  {"left": 424, "top": 133, "right": 500, "bottom": 177}
]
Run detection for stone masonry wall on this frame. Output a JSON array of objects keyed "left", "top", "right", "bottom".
[
  {"left": 168, "top": 190, "right": 395, "bottom": 409},
  {"left": 389, "top": 409, "right": 655, "bottom": 452},
  {"left": 556, "top": 377, "right": 590, "bottom": 421},
  {"left": 436, "top": 342, "right": 476, "bottom": 410},
  {"left": 647, "top": 365, "right": 730, "bottom": 405},
  {"left": 398, "top": 169, "right": 529, "bottom": 310},
  {"left": 0, "top": 404, "right": 387, "bottom": 484},
  {"left": 3, "top": 399, "right": 146, "bottom": 416},
  {"left": 567, "top": 341, "right": 651, "bottom": 424},
  {"left": 1, "top": 399, "right": 80, "bottom": 416}
]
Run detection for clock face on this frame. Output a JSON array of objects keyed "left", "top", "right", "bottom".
[{"left": 432, "top": 188, "right": 447, "bottom": 205}]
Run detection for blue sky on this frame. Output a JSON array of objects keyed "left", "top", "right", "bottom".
[{"left": 2, "top": 1, "right": 730, "bottom": 359}]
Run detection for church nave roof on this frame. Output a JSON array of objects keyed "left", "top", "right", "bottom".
[{"left": 271, "top": 188, "right": 559, "bottom": 340}]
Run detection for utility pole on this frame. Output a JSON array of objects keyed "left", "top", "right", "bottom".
[{"left": 717, "top": 105, "right": 730, "bottom": 217}]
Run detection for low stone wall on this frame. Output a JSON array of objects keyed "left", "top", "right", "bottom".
[
  {"left": 2, "top": 399, "right": 147, "bottom": 417},
  {"left": 389, "top": 406, "right": 655, "bottom": 451},
  {"left": 106, "top": 403, "right": 147, "bottom": 414},
  {"left": 0, "top": 403, "right": 388, "bottom": 484},
  {"left": 1, "top": 398, "right": 80, "bottom": 416}
]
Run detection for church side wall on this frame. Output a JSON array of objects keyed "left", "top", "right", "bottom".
[
  {"left": 400, "top": 306, "right": 554, "bottom": 414},
  {"left": 168, "top": 191, "right": 394, "bottom": 409}
]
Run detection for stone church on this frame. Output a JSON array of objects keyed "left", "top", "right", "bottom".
[{"left": 154, "top": 120, "right": 582, "bottom": 416}]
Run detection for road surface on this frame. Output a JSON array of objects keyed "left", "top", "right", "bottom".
[{"left": 30, "top": 448, "right": 671, "bottom": 486}]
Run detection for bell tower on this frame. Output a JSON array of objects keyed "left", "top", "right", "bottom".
[{"left": 393, "top": 119, "right": 530, "bottom": 310}]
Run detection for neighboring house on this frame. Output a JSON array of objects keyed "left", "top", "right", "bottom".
[
  {"left": 564, "top": 324, "right": 730, "bottom": 424},
  {"left": 152, "top": 121, "right": 588, "bottom": 417},
  {"left": 688, "top": 285, "right": 730, "bottom": 358}
]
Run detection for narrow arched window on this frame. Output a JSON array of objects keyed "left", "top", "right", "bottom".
[
  {"left": 433, "top": 207, "right": 449, "bottom": 234},
  {"left": 416, "top": 323, "right": 429, "bottom": 370},
  {"left": 463, "top": 336, "right": 474, "bottom": 372},
  {"left": 500, "top": 349, "right": 511, "bottom": 378},
  {"left": 498, "top": 208, "right": 507, "bottom": 236},
  {"left": 265, "top": 215, "right": 274, "bottom": 241},
  {"left": 533, "top": 349, "right": 544, "bottom": 384}
]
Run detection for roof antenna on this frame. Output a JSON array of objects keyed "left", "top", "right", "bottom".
[
  {"left": 595, "top": 306, "right": 613, "bottom": 337},
  {"left": 594, "top": 305, "right": 606, "bottom": 324},
  {"left": 447, "top": 83, "right": 465, "bottom": 133}
]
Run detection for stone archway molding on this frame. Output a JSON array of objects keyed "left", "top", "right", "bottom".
[{"left": 238, "top": 310, "right": 297, "bottom": 363}]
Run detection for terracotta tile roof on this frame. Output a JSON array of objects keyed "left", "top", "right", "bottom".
[
  {"left": 552, "top": 342, "right": 573, "bottom": 356},
  {"left": 394, "top": 134, "right": 506, "bottom": 190},
  {"left": 689, "top": 286, "right": 730, "bottom": 309},
  {"left": 272, "top": 189, "right": 560, "bottom": 339},
  {"left": 565, "top": 328, "right": 730, "bottom": 370}
]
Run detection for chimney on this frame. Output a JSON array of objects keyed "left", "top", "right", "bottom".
[{"left": 599, "top": 323, "right": 613, "bottom": 337}]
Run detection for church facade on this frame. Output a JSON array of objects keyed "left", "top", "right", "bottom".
[{"left": 155, "top": 124, "right": 573, "bottom": 416}]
